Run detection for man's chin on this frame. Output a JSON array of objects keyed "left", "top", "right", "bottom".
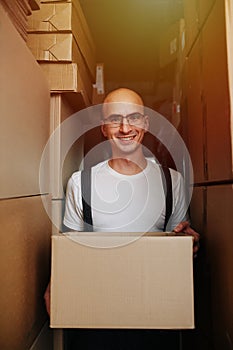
[{"left": 113, "top": 141, "right": 140, "bottom": 155}]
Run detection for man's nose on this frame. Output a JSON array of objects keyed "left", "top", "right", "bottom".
[{"left": 119, "top": 117, "right": 132, "bottom": 133}]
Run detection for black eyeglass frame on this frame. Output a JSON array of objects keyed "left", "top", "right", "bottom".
[{"left": 103, "top": 112, "right": 145, "bottom": 127}]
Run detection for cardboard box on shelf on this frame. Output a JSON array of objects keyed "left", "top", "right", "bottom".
[
  {"left": 27, "top": 33, "right": 94, "bottom": 100},
  {"left": 159, "top": 19, "right": 186, "bottom": 68},
  {"left": 40, "top": 62, "right": 78, "bottom": 92},
  {"left": 183, "top": 0, "right": 199, "bottom": 57},
  {"left": 27, "top": 1, "right": 96, "bottom": 79},
  {"left": 51, "top": 232, "right": 194, "bottom": 329},
  {"left": 27, "top": 32, "right": 79, "bottom": 61},
  {"left": 0, "top": 3, "right": 50, "bottom": 199}
]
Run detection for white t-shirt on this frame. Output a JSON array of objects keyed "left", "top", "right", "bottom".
[{"left": 63, "top": 159, "right": 188, "bottom": 232}]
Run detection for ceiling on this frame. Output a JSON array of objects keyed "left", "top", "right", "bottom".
[{"left": 79, "top": 0, "right": 183, "bottom": 92}]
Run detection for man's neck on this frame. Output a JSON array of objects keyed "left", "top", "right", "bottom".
[{"left": 108, "top": 153, "right": 147, "bottom": 175}]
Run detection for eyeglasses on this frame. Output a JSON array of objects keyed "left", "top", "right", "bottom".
[{"left": 103, "top": 112, "right": 145, "bottom": 127}]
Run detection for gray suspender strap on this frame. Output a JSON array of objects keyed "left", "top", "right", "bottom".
[
  {"left": 81, "top": 168, "right": 93, "bottom": 232},
  {"left": 81, "top": 165, "right": 173, "bottom": 233},
  {"left": 160, "top": 165, "right": 173, "bottom": 232}
]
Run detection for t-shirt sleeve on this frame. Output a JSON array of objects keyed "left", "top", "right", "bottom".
[
  {"left": 63, "top": 173, "right": 84, "bottom": 231},
  {"left": 169, "top": 170, "right": 189, "bottom": 231}
]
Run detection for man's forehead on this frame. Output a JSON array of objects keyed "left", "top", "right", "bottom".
[{"left": 102, "top": 102, "right": 144, "bottom": 117}]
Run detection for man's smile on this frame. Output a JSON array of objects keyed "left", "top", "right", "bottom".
[{"left": 117, "top": 134, "right": 137, "bottom": 143}]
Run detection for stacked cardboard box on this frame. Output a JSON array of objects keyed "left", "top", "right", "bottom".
[
  {"left": 0, "top": 3, "right": 52, "bottom": 349},
  {"left": 0, "top": 0, "right": 40, "bottom": 41},
  {"left": 49, "top": 92, "right": 85, "bottom": 235},
  {"left": 27, "top": 0, "right": 96, "bottom": 104},
  {"left": 157, "top": 19, "right": 186, "bottom": 125},
  {"left": 183, "top": 0, "right": 233, "bottom": 347}
]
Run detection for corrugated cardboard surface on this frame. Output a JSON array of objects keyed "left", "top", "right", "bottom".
[
  {"left": 183, "top": 0, "right": 216, "bottom": 58},
  {"left": 28, "top": 33, "right": 94, "bottom": 99},
  {"left": 49, "top": 92, "right": 84, "bottom": 199},
  {"left": 27, "top": 1, "right": 96, "bottom": 79},
  {"left": 0, "top": 195, "right": 51, "bottom": 350},
  {"left": 40, "top": 62, "right": 78, "bottom": 91},
  {"left": 202, "top": 0, "right": 232, "bottom": 181},
  {"left": 159, "top": 21, "right": 180, "bottom": 68},
  {"left": 186, "top": 36, "right": 206, "bottom": 183},
  {"left": 0, "top": 4, "right": 50, "bottom": 199},
  {"left": 226, "top": 0, "right": 233, "bottom": 174},
  {"left": 51, "top": 233, "right": 194, "bottom": 329},
  {"left": 206, "top": 184, "right": 233, "bottom": 348}
]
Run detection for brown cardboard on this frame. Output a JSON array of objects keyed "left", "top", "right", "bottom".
[
  {"left": 49, "top": 92, "right": 84, "bottom": 199},
  {"left": 206, "top": 184, "right": 233, "bottom": 348},
  {"left": 225, "top": 0, "right": 233, "bottom": 174},
  {"left": 27, "top": 1, "right": 96, "bottom": 79},
  {"left": 183, "top": 0, "right": 199, "bottom": 57},
  {"left": 159, "top": 21, "right": 180, "bottom": 67},
  {"left": 186, "top": 36, "right": 206, "bottom": 183},
  {"left": 0, "top": 4, "right": 50, "bottom": 199},
  {"left": 0, "top": 195, "right": 51, "bottom": 350},
  {"left": 50, "top": 232, "right": 194, "bottom": 329},
  {"left": 159, "top": 19, "right": 186, "bottom": 68},
  {"left": 28, "top": 0, "right": 41, "bottom": 11},
  {"left": 40, "top": 62, "right": 78, "bottom": 91},
  {"left": 27, "top": 33, "right": 79, "bottom": 61},
  {"left": 27, "top": 33, "right": 94, "bottom": 99},
  {"left": 183, "top": 0, "right": 216, "bottom": 58},
  {"left": 202, "top": 0, "right": 232, "bottom": 181}
]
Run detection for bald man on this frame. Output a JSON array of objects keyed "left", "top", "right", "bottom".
[
  {"left": 47, "top": 88, "right": 200, "bottom": 349},
  {"left": 64, "top": 88, "right": 199, "bottom": 237}
]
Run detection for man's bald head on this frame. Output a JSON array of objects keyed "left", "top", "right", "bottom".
[
  {"left": 103, "top": 88, "right": 144, "bottom": 106},
  {"left": 102, "top": 88, "right": 144, "bottom": 118}
]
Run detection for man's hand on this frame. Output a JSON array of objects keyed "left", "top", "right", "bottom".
[
  {"left": 44, "top": 282, "right": 50, "bottom": 316},
  {"left": 173, "top": 221, "right": 200, "bottom": 257}
]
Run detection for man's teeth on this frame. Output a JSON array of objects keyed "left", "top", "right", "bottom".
[{"left": 119, "top": 136, "right": 134, "bottom": 141}]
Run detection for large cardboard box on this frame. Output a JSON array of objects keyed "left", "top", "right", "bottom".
[
  {"left": 159, "top": 19, "right": 186, "bottom": 69},
  {"left": 183, "top": 0, "right": 215, "bottom": 58},
  {"left": 206, "top": 184, "right": 233, "bottom": 348},
  {"left": 0, "top": 3, "right": 50, "bottom": 199},
  {"left": 159, "top": 21, "right": 180, "bottom": 68},
  {"left": 27, "top": 1, "right": 96, "bottom": 79},
  {"left": 0, "top": 195, "right": 51, "bottom": 350},
  {"left": 51, "top": 232, "right": 194, "bottom": 329},
  {"left": 202, "top": 0, "right": 232, "bottom": 182},
  {"left": 186, "top": 36, "right": 206, "bottom": 183}
]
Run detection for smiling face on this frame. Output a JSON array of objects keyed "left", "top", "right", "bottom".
[{"left": 101, "top": 88, "right": 149, "bottom": 156}]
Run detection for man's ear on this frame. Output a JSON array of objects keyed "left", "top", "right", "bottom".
[{"left": 101, "top": 121, "right": 107, "bottom": 137}]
